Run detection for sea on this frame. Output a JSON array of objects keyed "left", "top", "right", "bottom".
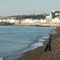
[{"left": 0, "top": 26, "right": 56, "bottom": 60}]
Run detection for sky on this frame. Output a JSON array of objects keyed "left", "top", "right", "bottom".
[{"left": 0, "top": 0, "right": 60, "bottom": 16}]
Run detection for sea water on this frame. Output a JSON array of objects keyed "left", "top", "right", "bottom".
[{"left": 0, "top": 26, "right": 56, "bottom": 60}]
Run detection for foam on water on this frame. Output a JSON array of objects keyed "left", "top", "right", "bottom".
[
  {"left": 29, "top": 35, "right": 49, "bottom": 49},
  {"left": 31, "top": 43, "right": 44, "bottom": 49}
]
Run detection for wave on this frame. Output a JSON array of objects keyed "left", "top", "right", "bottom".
[{"left": 30, "top": 35, "right": 49, "bottom": 49}]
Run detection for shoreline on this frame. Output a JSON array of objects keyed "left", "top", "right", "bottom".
[
  {"left": 13, "top": 23, "right": 60, "bottom": 27},
  {"left": 0, "top": 23, "right": 60, "bottom": 27},
  {"left": 1, "top": 23, "right": 60, "bottom": 27},
  {"left": 16, "top": 27, "right": 60, "bottom": 60}
]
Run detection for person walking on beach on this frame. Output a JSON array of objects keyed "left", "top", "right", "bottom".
[{"left": 44, "top": 35, "right": 52, "bottom": 52}]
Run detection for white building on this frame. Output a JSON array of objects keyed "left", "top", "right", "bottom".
[
  {"left": 14, "top": 20, "right": 20, "bottom": 24},
  {"left": 52, "top": 18, "right": 60, "bottom": 24},
  {"left": 21, "top": 19, "right": 40, "bottom": 24},
  {"left": 0, "top": 19, "right": 2, "bottom": 23},
  {"left": 4, "top": 19, "right": 16, "bottom": 24},
  {"left": 0, "top": 18, "right": 21, "bottom": 24},
  {"left": 51, "top": 10, "right": 60, "bottom": 24},
  {"left": 39, "top": 19, "right": 46, "bottom": 24},
  {"left": 45, "top": 10, "right": 60, "bottom": 24},
  {"left": 46, "top": 14, "right": 52, "bottom": 23}
]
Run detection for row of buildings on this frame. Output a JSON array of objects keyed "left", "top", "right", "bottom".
[{"left": 0, "top": 10, "right": 60, "bottom": 25}]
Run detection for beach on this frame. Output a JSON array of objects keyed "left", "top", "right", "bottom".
[
  {"left": 16, "top": 27, "right": 60, "bottom": 60},
  {"left": 14, "top": 23, "right": 60, "bottom": 27}
]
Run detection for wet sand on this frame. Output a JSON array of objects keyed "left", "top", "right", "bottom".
[{"left": 16, "top": 27, "right": 60, "bottom": 60}]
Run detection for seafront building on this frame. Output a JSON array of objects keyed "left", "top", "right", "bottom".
[
  {"left": 21, "top": 19, "right": 40, "bottom": 24},
  {"left": 39, "top": 19, "right": 46, "bottom": 24},
  {"left": 46, "top": 10, "right": 60, "bottom": 24},
  {"left": 51, "top": 10, "right": 60, "bottom": 24},
  {"left": 0, "top": 19, "right": 21, "bottom": 25}
]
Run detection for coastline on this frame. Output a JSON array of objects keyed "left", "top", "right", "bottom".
[{"left": 16, "top": 27, "right": 60, "bottom": 60}]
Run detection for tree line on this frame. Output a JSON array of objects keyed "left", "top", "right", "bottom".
[{"left": 9, "top": 14, "right": 49, "bottom": 20}]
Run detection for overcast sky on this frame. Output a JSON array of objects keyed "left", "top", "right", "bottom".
[{"left": 0, "top": 0, "right": 60, "bottom": 16}]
